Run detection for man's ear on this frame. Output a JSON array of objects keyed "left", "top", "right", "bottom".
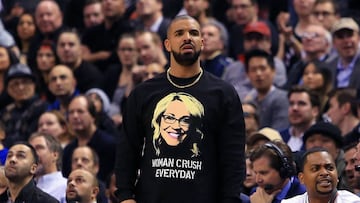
[
  {"left": 92, "top": 186, "right": 100, "bottom": 199},
  {"left": 164, "top": 39, "right": 171, "bottom": 52},
  {"left": 30, "top": 163, "right": 37, "bottom": 175},
  {"left": 298, "top": 172, "right": 304, "bottom": 184}
]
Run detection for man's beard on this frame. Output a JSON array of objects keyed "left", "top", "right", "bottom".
[
  {"left": 66, "top": 194, "right": 82, "bottom": 203},
  {"left": 172, "top": 49, "right": 201, "bottom": 66}
]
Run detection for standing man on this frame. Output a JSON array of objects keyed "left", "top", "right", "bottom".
[
  {"left": 281, "top": 148, "right": 360, "bottom": 203},
  {"left": 2, "top": 143, "right": 59, "bottom": 202},
  {"left": 115, "top": 15, "right": 245, "bottom": 202}
]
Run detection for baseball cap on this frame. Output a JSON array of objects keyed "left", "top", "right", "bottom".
[
  {"left": 243, "top": 21, "right": 271, "bottom": 37},
  {"left": 331, "top": 17, "right": 359, "bottom": 34},
  {"left": 247, "top": 127, "right": 283, "bottom": 146},
  {"left": 303, "top": 121, "right": 343, "bottom": 148},
  {"left": 5, "top": 63, "right": 35, "bottom": 86}
]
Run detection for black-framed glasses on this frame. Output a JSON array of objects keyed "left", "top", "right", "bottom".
[{"left": 162, "top": 114, "right": 191, "bottom": 127}]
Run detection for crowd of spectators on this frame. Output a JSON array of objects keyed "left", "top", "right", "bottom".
[{"left": 1, "top": 0, "right": 360, "bottom": 202}]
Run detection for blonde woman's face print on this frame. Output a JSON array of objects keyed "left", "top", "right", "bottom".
[{"left": 160, "top": 100, "right": 191, "bottom": 146}]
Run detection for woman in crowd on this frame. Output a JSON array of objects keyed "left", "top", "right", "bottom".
[
  {"left": 37, "top": 110, "right": 75, "bottom": 148},
  {"left": 14, "top": 12, "right": 36, "bottom": 64},
  {"left": 302, "top": 60, "right": 333, "bottom": 114},
  {"left": 35, "top": 40, "right": 58, "bottom": 102},
  {"left": 102, "top": 33, "right": 143, "bottom": 127},
  {"left": 0, "top": 45, "right": 19, "bottom": 109}
]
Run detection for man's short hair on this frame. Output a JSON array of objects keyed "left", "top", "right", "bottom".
[
  {"left": 328, "top": 88, "right": 358, "bottom": 117},
  {"left": 250, "top": 140, "right": 296, "bottom": 178},
  {"left": 300, "top": 147, "right": 333, "bottom": 172},
  {"left": 11, "top": 142, "right": 39, "bottom": 165},
  {"left": 288, "top": 85, "right": 321, "bottom": 108},
  {"left": 244, "top": 49, "right": 275, "bottom": 72},
  {"left": 314, "top": 0, "right": 339, "bottom": 15}
]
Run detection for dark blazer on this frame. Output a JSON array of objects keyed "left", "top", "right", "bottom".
[
  {"left": 327, "top": 55, "right": 360, "bottom": 89},
  {"left": 0, "top": 179, "right": 59, "bottom": 203}
]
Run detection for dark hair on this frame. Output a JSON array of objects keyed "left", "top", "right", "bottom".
[
  {"left": 84, "top": 0, "right": 101, "bottom": 7},
  {"left": 300, "top": 147, "right": 333, "bottom": 172},
  {"left": 303, "top": 60, "right": 333, "bottom": 94},
  {"left": 328, "top": 88, "right": 358, "bottom": 117},
  {"left": 288, "top": 85, "right": 321, "bottom": 108},
  {"left": 250, "top": 140, "right": 296, "bottom": 178},
  {"left": 244, "top": 49, "right": 274, "bottom": 72},
  {"left": 314, "top": 0, "right": 339, "bottom": 15},
  {"left": 0, "top": 45, "right": 19, "bottom": 65},
  {"left": 10, "top": 141, "right": 39, "bottom": 165},
  {"left": 72, "top": 95, "right": 97, "bottom": 119}
]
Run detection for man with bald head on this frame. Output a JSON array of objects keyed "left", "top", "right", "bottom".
[
  {"left": 47, "top": 64, "right": 79, "bottom": 114},
  {"left": 28, "top": 0, "right": 65, "bottom": 68},
  {"left": 66, "top": 169, "right": 99, "bottom": 203}
]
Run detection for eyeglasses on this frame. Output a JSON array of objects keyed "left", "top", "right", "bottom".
[
  {"left": 313, "top": 11, "right": 334, "bottom": 17},
  {"left": 162, "top": 114, "right": 191, "bottom": 127},
  {"left": 300, "top": 32, "right": 321, "bottom": 40}
]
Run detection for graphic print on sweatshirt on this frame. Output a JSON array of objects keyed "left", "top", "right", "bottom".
[{"left": 150, "top": 92, "right": 204, "bottom": 180}]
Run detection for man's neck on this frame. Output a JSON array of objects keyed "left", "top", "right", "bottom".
[
  {"left": 339, "top": 116, "right": 359, "bottom": 136},
  {"left": 8, "top": 177, "right": 33, "bottom": 202},
  {"left": 169, "top": 60, "right": 202, "bottom": 78},
  {"left": 76, "top": 125, "right": 97, "bottom": 146},
  {"left": 105, "top": 16, "right": 121, "bottom": 29},
  {"left": 292, "top": 120, "right": 315, "bottom": 137}
]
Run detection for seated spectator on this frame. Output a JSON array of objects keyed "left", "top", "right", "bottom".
[
  {"left": 14, "top": 12, "right": 36, "bottom": 65},
  {"left": 244, "top": 49, "right": 289, "bottom": 130},
  {"left": 303, "top": 121, "right": 346, "bottom": 189},
  {"left": 83, "top": 0, "right": 105, "bottom": 29},
  {"left": 280, "top": 86, "right": 320, "bottom": 152},
  {"left": 281, "top": 147, "right": 360, "bottom": 203},
  {"left": 247, "top": 127, "right": 283, "bottom": 151},
  {"left": 102, "top": 33, "right": 143, "bottom": 127},
  {"left": 284, "top": 24, "right": 334, "bottom": 90},
  {"left": 301, "top": 61, "right": 333, "bottom": 114},
  {"left": 0, "top": 63, "right": 48, "bottom": 148},
  {"left": 344, "top": 143, "right": 360, "bottom": 194},
  {"left": 29, "top": 132, "right": 67, "bottom": 202},
  {"left": 66, "top": 169, "right": 99, "bottom": 203},
  {"left": 143, "top": 62, "right": 165, "bottom": 81},
  {"left": 63, "top": 95, "right": 116, "bottom": 182},
  {"left": 47, "top": 64, "right": 80, "bottom": 115},
  {"left": 71, "top": 146, "right": 108, "bottom": 203},
  {"left": 312, "top": 0, "right": 340, "bottom": 32},
  {"left": 1, "top": 143, "right": 59, "bottom": 202},
  {"left": 0, "top": 45, "right": 18, "bottom": 110},
  {"left": 327, "top": 18, "right": 360, "bottom": 89},
  {"left": 243, "top": 155, "right": 256, "bottom": 196},
  {"left": 242, "top": 102, "right": 259, "bottom": 138},
  {"left": 326, "top": 88, "right": 360, "bottom": 146},
  {"left": 135, "top": 31, "right": 168, "bottom": 67},
  {"left": 57, "top": 29, "right": 103, "bottom": 93},
  {"left": 86, "top": 88, "right": 120, "bottom": 136},
  {"left": 34, "top": 40, "right": 58, "bottom": 103},
  {"left": 37, "top": 110, "right": 75, "bottom": 148},
  {"left": 249, "top": 140, "right": 306, "bottom": 203}
]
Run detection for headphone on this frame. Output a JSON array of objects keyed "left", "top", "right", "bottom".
[{"left": 264, "top": 142, "right": 295, "bottom": 179}]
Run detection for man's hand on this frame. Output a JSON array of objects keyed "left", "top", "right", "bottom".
[{"left": 250, "top": 187, "right": 281, "bottom": 203}]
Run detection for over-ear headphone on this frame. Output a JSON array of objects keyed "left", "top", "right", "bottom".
[{"left": 264, "top": 142, "right": 295, "bottom": 179}]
